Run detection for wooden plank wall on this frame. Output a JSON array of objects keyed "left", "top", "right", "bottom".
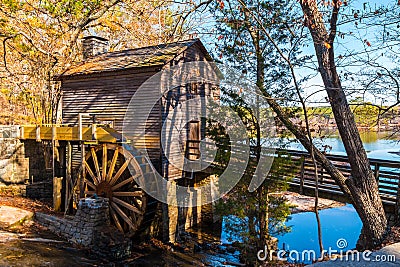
[
  {"left": 61, "top": 68, "right": 158, "bottom": 130},
  {"left": 161, "top": 43, "right": 219, "bottom": 180},
  {"left": 61, "top": 67, "right": 162, "bottom": 169},
  {"left": 60, "top": 41, "right": 220, "bottom": 180}
]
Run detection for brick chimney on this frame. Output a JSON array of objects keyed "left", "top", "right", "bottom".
[{"left": 82, "top": 36, "right": 109, "bottom": 59}]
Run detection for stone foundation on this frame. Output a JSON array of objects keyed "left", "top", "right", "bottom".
[
  {"left": 0, "top": 126, "right": 55, "bottom": 199},
  {"left": 26, "top": 181, "right": 53, "bottom": 200},
  {"left": 166, "top": 174, "right": 220, "bottom": 243},
  {"left": 0, "top": 126, "right": 29, "bottom": 184},
  {"left": 35, "top": 197, "right": 132, "bottom": 260},
  {"left": 23, "top": 139, "right": 53, "bottom": 182}
]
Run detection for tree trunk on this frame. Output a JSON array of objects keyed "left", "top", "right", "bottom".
[
  {"left": 237, "top": 0, "right": 387, "bottom": 249},
  {"left": 246, "top": 13, "right": 270, "bottom": 251},
  {"left": 254, "top": 31, "right": 269, "bottom": 251},
  {"left": 299, "top": 0, "right": 387, "bottom": 248}
]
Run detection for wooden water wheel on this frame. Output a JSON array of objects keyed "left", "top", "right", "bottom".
[{"left": 81, "top": 143, "right": 156, "bottom": 236}]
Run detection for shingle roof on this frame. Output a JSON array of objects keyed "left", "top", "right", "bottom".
[{"left": 57, "top": 39, "right": 202, "bottom": 78}]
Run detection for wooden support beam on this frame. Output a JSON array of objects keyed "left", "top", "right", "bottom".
[
  {"left": 36, "top": 126, "right": 41, "bottom": 142},
  {"left": 299, "top": 157, "right": 305, "bottom": 195},
  {"left": 65, "top": 142, "right": 72, "bottom": 212},
  {"left": 80, "top": 142, "right": 86, "bottom": 198},
  {"left": 53, "top": 177, "right": 63, "bottom": 211}
]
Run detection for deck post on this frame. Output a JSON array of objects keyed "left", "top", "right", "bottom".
[
  {"left": 91, "top": 124, "right": 97, "bottom": 140},
  {"left": 35, "top": 125, "right": 41, "bottom": 142},
  {"left": 53, "top": 176, "right": 63, "bottom": 211},
  {"left": 78, "top": 113, "right": 88, "bottom": 199},
  {"left": 65, "top": 141, "right": 72, "bottom": 212},
  {"left": 374, "top": 163, "right": 380, "bottom": 186},
  {"left": 395, "top": 177, "right": 400, "bottom": 222},
  {"left": 299, "top": 156, "right": 305, "bottom": 195},
  {"left": 80, "top": 143, "right": 85, "bottom": 199}
]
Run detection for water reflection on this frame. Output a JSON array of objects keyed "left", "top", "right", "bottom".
[
  {"left": 220, "top": 204, "right": 362, "bottom": 264},
  {"left": 276, "top": 204, "right": 362, "bottom": 263}
]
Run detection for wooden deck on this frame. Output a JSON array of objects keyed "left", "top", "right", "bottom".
[{"left": 19, "top": 124, "right": 121, "bottom": 143}]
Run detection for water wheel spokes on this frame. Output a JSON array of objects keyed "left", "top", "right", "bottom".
[{"left": 81, "top": 143, "right": 147, "bottom": 236}]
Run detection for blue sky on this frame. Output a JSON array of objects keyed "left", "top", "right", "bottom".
[
  {"left": 300, "top": 0, "right": 400, "bottom": 106},
  {"left": 190, "top": 0, "right": 400, "bottom": 107}
]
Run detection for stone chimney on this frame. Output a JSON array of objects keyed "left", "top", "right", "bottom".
[{"left": 82, "top": 36, "right": 109, "bottom": 59}]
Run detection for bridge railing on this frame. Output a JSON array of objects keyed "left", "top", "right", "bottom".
[
  {"left": 186, "top": 140, "right": 400, "bottom": 208},
  {"left": 281, "top": 149, "right": 400, "bottom": 206}
]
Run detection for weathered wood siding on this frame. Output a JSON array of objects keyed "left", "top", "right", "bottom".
[
  {"left": 60, "top": 67, "right": 162, "bottom": 169},
  {"left": 60, "top": 40, "right": 218, "bottom": 180},
  {"left": 160, "top": 43, "right": 217, "bottom": 180}
]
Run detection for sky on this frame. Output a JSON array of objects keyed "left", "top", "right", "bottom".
[
  {"left": 299, "top": 0, "right": 400, "bottom": 106},
  {"left": 188, "top": 0, "right": 400, "bottom": 107}
]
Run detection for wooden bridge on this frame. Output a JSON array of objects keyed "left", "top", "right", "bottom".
[
  {"left": 283, "top": 149, "right": 400, "bottom": 213},
  {"left": 188, "top": 140, "right": 400, "bottom": 213}
]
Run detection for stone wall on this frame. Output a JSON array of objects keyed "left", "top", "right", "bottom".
[
  {"left": 0, "top": 126, "right": 29, "bottom": 185},
  {"left": 169, "top": 187, "right": 202, "bottom": 242},
  {"left": 166, "top": 174, "right": 219, "bottom": 243},
  {"left": 35, "top": 197, "right": 132, "bottom": 260},
  {"left": 0, "top": 125, "right": 54, "bottom": 199},
  {"left": 198, "top": 174, "right": 220, "bottom": 224},
  {"left": 22, "top": 139, "right": 53, "bottom": 182},
  {"left": 26, "top": 180, "right": 53, "bottom": 200}
]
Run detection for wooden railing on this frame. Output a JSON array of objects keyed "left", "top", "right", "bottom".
[
  {"left": 186, "top": 140, "right": 400, "bottom": 208},
  {"left": 282, "top": 149, "right": 400, "bottom": 208}
]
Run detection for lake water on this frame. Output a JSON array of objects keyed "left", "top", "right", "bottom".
[
  {"left": 281, "top": 131, "right": 400, "bottom": 161},
  {"left": 221, "top": 204, "right": 362, "bottom": 264},
  {"left": 276, "top": 204, "right": 362, "bottom": 264}
]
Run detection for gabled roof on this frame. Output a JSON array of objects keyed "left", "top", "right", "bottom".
[{"left": 57, "top": 39, "right": 209, "bottom": 79}]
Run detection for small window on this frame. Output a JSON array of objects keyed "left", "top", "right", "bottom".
[
  {"left": 2, "top": 130, "right": 11, "bottom": 138},
  {"left": 191, "top": 83, "right": 198, "bottom": 95},
  {"left": 187, "top": 121, "right": 200, "bottom": 160}
]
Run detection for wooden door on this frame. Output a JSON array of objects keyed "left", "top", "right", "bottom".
[{"left": 187, "top": 121, "right": 200, "bottom": 160}]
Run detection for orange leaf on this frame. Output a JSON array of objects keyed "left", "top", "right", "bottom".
[{"left": 324, "top": 42, "right": 331, "bottom": 49}]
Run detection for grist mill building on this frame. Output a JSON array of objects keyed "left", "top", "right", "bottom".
[{"left": 53, "top": 37, "right": 220, "bottom": 242}]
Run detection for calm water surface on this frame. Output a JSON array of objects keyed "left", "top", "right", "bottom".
[
  {"left": 221, "top": 205, "right": 362, "bottom": 264},
  {"left": 282, "top": 131, "right": 400, "bottom": 161},
  {"left": 276, "top": 204, "right": 362, "bottom": 263}
]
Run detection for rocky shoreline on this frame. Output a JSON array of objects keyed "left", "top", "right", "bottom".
[{"left": 276, "top": 191, "right": 346, "bottom": 213}]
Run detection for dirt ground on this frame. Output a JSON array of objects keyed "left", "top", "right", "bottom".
[{"left": 0, "top": 195, "right": 241, "bottom": 266}]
